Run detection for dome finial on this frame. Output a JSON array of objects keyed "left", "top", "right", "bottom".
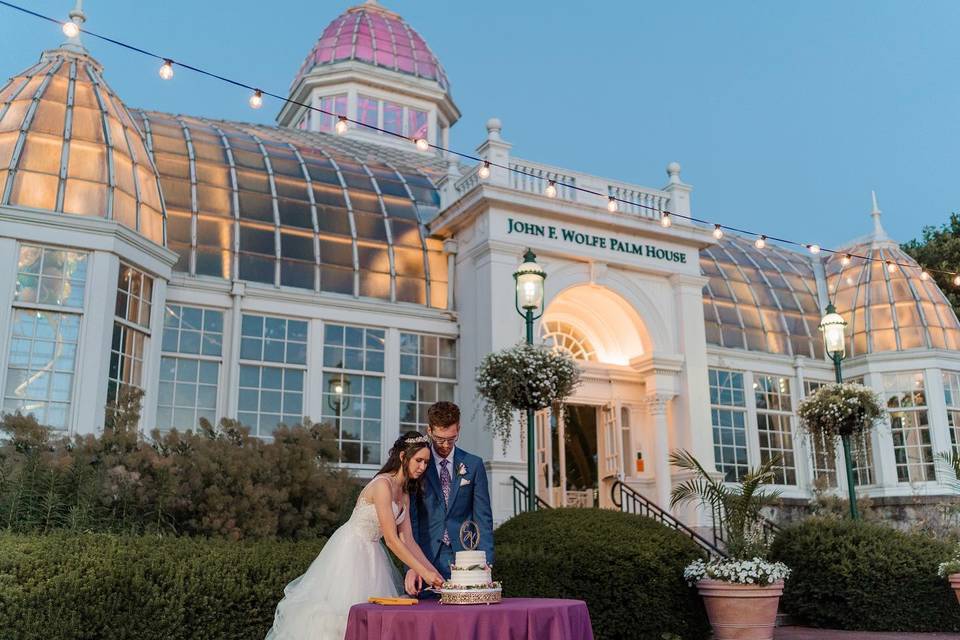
[
  {"left": 61, "top": 0, "right": 87, "bottom": 53},
  {"left": 869, "top": 190, "right": 890, "bottom": 241}
]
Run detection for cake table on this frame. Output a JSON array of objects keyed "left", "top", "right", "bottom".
[{"left": 343, "top": 597, "right": 593, "bottom": 640}]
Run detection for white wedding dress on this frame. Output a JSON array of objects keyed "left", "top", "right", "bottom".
[{"left": 265, "top": 476, "right": 404, "bottom": 640}]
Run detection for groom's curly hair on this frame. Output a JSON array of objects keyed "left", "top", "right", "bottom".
[{"left": 427, "top": 402, "right": 460, "bottom": 429}]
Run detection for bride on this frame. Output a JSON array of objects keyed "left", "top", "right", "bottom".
[{"left": 265, "top": 431, "right": 444, "bottom": 639}]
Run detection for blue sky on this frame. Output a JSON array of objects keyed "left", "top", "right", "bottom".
[{"left": 3, "top": 1, "right": 959, "bottom": 249}]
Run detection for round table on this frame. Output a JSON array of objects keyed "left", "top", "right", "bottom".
[{"left": 344, "top": 597, "right": 593, "bottom": 640}]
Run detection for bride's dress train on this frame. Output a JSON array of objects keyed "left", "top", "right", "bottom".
[{"left": 265, "top": 477, "right": 404, "bottom": 640}]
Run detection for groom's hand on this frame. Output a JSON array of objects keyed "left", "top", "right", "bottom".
[{"left": 404, "top": 569, "right": 422, "bottom": 596}]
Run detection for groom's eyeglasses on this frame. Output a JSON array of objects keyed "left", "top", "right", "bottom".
[{"left": 430, "top": 434, "right": 459, "bottom": 446}]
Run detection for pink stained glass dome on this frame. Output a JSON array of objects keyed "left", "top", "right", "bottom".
[{"left": 291, "top": 2, "right": 449, "bottom": 92}]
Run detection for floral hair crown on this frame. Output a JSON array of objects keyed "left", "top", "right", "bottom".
[{"left": 404, "top": 434, "right": 429, "bottom": 445}]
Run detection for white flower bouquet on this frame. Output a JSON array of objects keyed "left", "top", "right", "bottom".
[
  {"left": 684, "top": 557, "right": 791, "bottom": 586},
  {"left": 797, "top": 382, "right": 884, "bottom": 460}
]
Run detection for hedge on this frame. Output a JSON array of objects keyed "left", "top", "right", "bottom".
[
  {"left": 770, "top": 517, "right": 960, "bottom": 632},
  {"left": 494, "top": 508, "right": 710, "bottom": 640},
  {"left": 0, "top": 532, "right": 325, "bottom": 640}
]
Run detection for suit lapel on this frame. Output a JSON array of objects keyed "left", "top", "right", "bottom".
[
  {"left": 446, "top": 448, "right": 465, "bottom": 513},
  {"left": 426, "top": 455, "right": 442, "bottom": 508}
]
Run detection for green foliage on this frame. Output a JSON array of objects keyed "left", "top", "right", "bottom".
[
  {"left": 902, "top": 212, "right": 960, "bottom": 319},
  {"left": 0, "top": 531, "right": 323, "bottom": 640},
  {"left": 796, "top": 383, "right": 884, "bottom": 463},
  {"left": 494, "top": 508, "right": 710, "bottom": 640},
  {"left": 770, "top": 518, "right": 960, "bottom": 631},
  {"left": 0, "top": 412, "right": 356, "bottom": 540},
  {"left": 668, "top": 449, "right": 780, "bottom": 559}
]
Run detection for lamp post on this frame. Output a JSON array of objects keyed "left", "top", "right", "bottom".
[
  {"left": 819, "top": 303, "right": 859, "bottom": 520},
  {"left": 514, "top": 249, "right": 547, "bottom": 512}
]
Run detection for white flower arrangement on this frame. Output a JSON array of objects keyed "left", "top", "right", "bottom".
[
  {"left": 797, "top": 382, "right": 884, "bottom": 461},
  {"left": 684, "top": 557, "right": 791, "bottom": 586},
  {"left": 938, "top": 543, "right": 960, "bottom": 578},
  {"left": 476, "top": 343, "right": 580, "bottom": 450}
]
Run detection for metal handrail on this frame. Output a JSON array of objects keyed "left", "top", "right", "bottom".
[
  {"left": 510, "top": 476, "right": 551, "bottom": 515},
  {"left": 612, "top": 480, "right": 727, "bottom": 559}
]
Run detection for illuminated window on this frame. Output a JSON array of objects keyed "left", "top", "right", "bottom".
[
  {"left": 944, "top": 371, "right": 960, "bottom": 454},
  {"left": 157, "top": 305, "right": 224, "bottom": 430},
  {"left": 355, "top": 95, "right": 429, "bottom": 139},
  {"left": 399, "top": 332, "right": 456, "bottom": 431},
  {"left": 754, "top": 374, "right": 796, "bottom": 485},
  {"left": 882, "top": 371, "right": 934, "bottom": 483},
  {"left": 317, "top": 94, "right": 347, "bottom": 132},
  {"left": 709, "top": 368, "right": 748, "bottom": 482},
  {"left": 541, "top": 320, "right": 595, "bottom": 362},
  {"left": 107, "top": 264, "right": 153, "bottom": 403}
]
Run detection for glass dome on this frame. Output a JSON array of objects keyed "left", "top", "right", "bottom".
[
  {"left": 701, "top": 234, "right": 825, "bottom": 359},
  {"left": 826, "top": 242, "right": 960, "bottom": 355},
  {"left": 0, "top": 49, "right": 165, "bottom": 244},
  {"left": 132, "top": 110, "right": 448, "bottom": 308},
  {"left": 291, "top": 1, "right": 449, "bottom": 92}
]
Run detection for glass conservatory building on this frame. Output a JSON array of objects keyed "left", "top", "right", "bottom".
[{"left": 2, "top": 1, "right": 959, "bottom": 525}]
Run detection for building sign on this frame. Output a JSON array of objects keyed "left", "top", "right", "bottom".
[{"left": 506, "top": 217, "right": 687, "bottom": 264}]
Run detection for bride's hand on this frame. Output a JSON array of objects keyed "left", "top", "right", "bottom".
[{"left": 424, "top": 570, "right": 444, "bottom": 589}]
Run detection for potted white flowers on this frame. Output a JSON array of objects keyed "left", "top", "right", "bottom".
[
  {"left": 475, "top": 343, "right": 580, "bottom": 450},
  {"left": 670, "top": 450, "right": 790, "bottom": 640},
  {"left": 938, "top": 544, "right": 960, "bottom": 604}
]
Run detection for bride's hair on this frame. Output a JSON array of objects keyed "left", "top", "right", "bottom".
[{"left": 376, "top": 431, "right": 430, "bottom": 495}]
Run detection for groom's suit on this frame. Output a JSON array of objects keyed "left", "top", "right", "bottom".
[{"left": 410, "top": 446, "right": 494, "bottom": 581}]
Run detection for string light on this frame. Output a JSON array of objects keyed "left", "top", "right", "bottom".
[
  {"left": 807, "top": 244, "right": 820, "bottom": 255},
  {"left": 158, "top": 59, "right": 174, "bottom": 80},
  {"left": 544, "top": 180, "right": 557, "bottom": 198},
  {"left": 3, "top": 1, "right": 954, "bottom": 289},
  {"left": 661, "top": 212, "right": 672, "bottom": 228}
]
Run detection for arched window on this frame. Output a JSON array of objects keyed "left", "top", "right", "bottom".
[{"left": 541, "top": 320, "right": 595, "bottom": 361}]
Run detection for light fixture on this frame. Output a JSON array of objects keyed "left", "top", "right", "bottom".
[
  {"left": 544, "top": 180, "right": 557, "bottom": 198},
  {"left": 660, "top": 212, "right": 672, "bottom": 228},
  {"left": 954, "top": 274, "right": 960, "bottom": 287},
  {"left": 248, "top": 90, "right": 263, "bottom": 109},
  {"left": 62, "top": 20, "right": 79, "bottom": 38},
  {"left": 607, "top": 197, "right": 617, "bottom": 213},
  {"left": 478, "top": 161, "right": 491, "bottom": 180},
  {"left": 841, "top": 254, "right": 852, "bottom": 266},
  {"left": 327, "top": 376, "right": 352, "bottom": 412},
  {"left": 335, "top": 116, "right": 349, "bottom": 135},
  {"left": 713, "top": 224, "right": 724, "bottom": 240},
  {"left": 414, "top": 138, "right": 430, "bottom": 151},
  {"left": 159, "top": 59, "right": 174, "bottom": 80},
  {"left": 754, "top": 235, "right": 766, "bottom": 249},
  {"left": 921, "top": 270, "right": 930, "bottom": 281},
  {"left": 514, "top": 249, "right": 547, "bottom": 312},
  {"left": 820, "top": 303, "right": 847, "bottom": 359},
  {"left": 886, "top": 260, "right": 896, "bottom": 273},
  {"left": 807, "top": 244, "right": 820, "bottom": 255}
]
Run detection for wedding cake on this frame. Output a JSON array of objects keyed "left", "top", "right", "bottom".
[{"left": 439, "top": 549, "right": 502, "bottom": 605}]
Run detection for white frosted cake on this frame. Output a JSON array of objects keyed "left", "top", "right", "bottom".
[{"left": 439, "top": 550, "right": 502, "bottom": 605}]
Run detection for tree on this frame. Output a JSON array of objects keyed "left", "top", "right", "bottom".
[{"left": 902, "top": 212, "right": 960, "bottom": 318}]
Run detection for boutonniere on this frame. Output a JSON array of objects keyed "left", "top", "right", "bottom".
[{"left": 457, "top": 462, "right": 468, "bottom": 477}]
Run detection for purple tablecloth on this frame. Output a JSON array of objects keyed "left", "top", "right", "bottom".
[{"left": 344, "top": 597, "right": 593, "bottom": 640}]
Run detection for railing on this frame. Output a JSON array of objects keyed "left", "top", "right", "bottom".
[
  {"left": 612, "top": 480, "right": 727, "bottom": 559},
  {"left": 508, "top": 160, "right": 578, "bottom": 201},
  {"left": 510, "top": 476, "right": 552, "bottom": 515},
  {"left": 710, "top": 502, "right": 782, "bottom": 551}
]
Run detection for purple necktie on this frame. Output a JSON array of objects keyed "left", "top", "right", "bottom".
[{"left": 440, "top": 459, "right": 451, "bottom": 545}]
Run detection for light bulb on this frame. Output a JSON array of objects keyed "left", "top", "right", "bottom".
[
  {"left": 523, "top": 281, "right": 536, "bottom": 298},
  {"left": 921, "top": 270, "right": 930, "bottom": 281},
  {"left": 248, "top": 90, "right": 263, "bottom": 110},
  {"left": 607, "top": 197, "right": 617, "bottom": 213},
  {"left": 414, "top": 138, "right": 430, "bottom": 151},
  {"left": 808, "top": 244, "right": 820, "bottom": 254},
  {"left": 478, "top": 162, "right": 490, "bottom": 180},
  {"left": 886, "top": 260, "right": 896, "bottom": 273},
  {"left": 841, "top": 254, "right": 852, "bottom": 266},
  {"left": 544, "top": 181, "right": 557, "bottom": 198},
  {"left": 953, "top": 274, "right": 960, "bottom": 287},
  {"left": 755, "top": 235, "right": 766, "bottom": 249},
  {"left": 335, "top": 116, "right": 349, "bottom": 135},
  {"left": 713, "top": 224, "right": 724, "bottom": 240},
  {"left": 334, "top": 384, "right": 343, "bottom": 394},
  {"left": 159, "top": 60, "right": 174, "bottom": 80},
  {"left": 661, "top": 213, "right": 672, "bottom": 228},
  {"left": 62, "top": 21, "right": 79, "bottom": 38}
]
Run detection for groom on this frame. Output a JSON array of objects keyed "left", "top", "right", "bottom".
[{"left": 405, "top": 401, "right": 494, "bottom": 596}]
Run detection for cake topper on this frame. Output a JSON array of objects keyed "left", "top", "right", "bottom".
[{"left": 459, "top": 519, "right": 481, "bottom": 551}]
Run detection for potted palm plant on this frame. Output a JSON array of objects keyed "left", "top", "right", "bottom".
[
  {"left": 670, "top": 450, "right": 790, "bottom": 640},
  {"left": 936, "top": 451, "right": 960, "bottom": 602}
]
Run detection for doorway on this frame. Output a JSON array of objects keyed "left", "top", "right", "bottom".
[{"left": 538, "top": 404, "right": 600, "bottom": 507}]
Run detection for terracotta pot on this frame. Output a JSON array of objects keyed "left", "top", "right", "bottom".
[
  {"left": 949, "top": 573, "right": 960, "bottom": 605},
  {"left": 697, "top": 578, "right": 784, "bottom": 640}
]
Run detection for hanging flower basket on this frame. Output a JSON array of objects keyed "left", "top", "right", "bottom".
[
  {"left": 475, "top": 343, "right": 580, "bottom": 449},
  {"left": 797, "top": 382, "right": 884, "bottom": 459}
]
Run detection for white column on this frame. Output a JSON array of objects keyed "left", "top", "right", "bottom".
[
  {"left": 139, "top": 277, "right": 168, "bottom": 432},
  {"left": 0, "top": 237, "right": 19, "bottom": 411},
  {"left": 72, "top": 251, "right": 119, "bottom": 435},
  {"left": 382, "top": 327, "right": 401, "bottom": 458},
  {"left": 792, "top": 357, "right": 814, "bottom": 491},
  {"left": 645, "top": 393, "right": 674, "bottom": 509},
  {"left": 864, "top": 371, "right": 897, "bottom": 488},
  {"left": 474, "top": 118, "right": 512, "bottom": 187},
  {"left": 304, "top": 317, "right": 325, "bottom": 425},
  {"left": 224, "top": 282, "right": 245, "bottom": 418},
  {"left": 925, "top": 368, "right": 953, "bottom": 482},
  {"left": 443, "top": 238, "right": 458, "bottom": 311}
]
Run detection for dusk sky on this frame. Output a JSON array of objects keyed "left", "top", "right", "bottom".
[{"left": 3, "top": 1, "right": 959, "bottom": 250}]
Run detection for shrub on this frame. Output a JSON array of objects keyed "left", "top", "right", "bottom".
[
  {"left": 0, "top": 412, "right": 357, "bottom": 540},
  {"left": 0, "top": 532, "right": 325, "bottom": 640},
  {"left": 770, "top": 518, "right": 960, "bottom": 631},
  {"left": 494, "top": 508, "right": 710, "bottom": 640}
]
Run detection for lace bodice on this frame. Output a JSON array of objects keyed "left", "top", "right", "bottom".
[{"left": 349, "top": 477, "right": 406, "bottom": 542}]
